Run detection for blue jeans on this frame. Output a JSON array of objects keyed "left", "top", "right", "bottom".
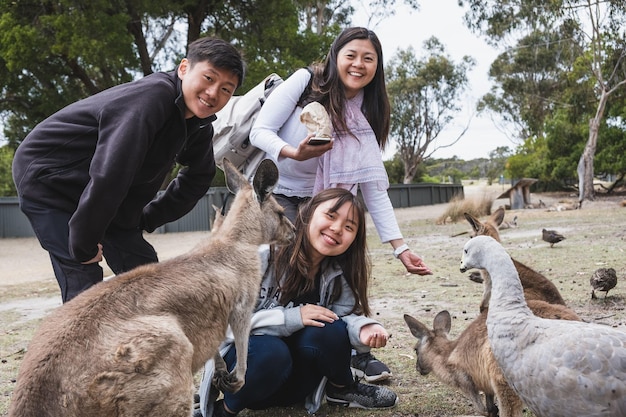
[
  {"left": 19, "top": 197, "right": 158, "bottom": 303},
  {"left": 222, "top": 319, "right": 353, "bottom": 413}
]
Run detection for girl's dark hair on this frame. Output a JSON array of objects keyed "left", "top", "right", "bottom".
[
  {"left": 274, "top": 188, "right": 372, "bottom": 316},
  {"left": 186, "top": 37, "right": 246, "bottom": 88},
  {"left": 305, "top": 27, "right": 390, "bottom": 150}
]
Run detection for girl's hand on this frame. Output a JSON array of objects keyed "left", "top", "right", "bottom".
[
  {"left": 359, "top": 323, "right": 389, "bottom": 348},
  {"left": 300, "top": 304, "right": 339, "bottom": 327},
  {"left": 399, "top": 250, "right": 433, "bottom": 275}
]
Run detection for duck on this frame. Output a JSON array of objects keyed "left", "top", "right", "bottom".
[
  {"left": 542, "top": 228, "right": 565, "bottom": 247},
  {"left": 460, "top": 235, "right": 626, "bottom": 417},
  {"left": 590, "top": 267, "right": 618, "bottom": 299}
]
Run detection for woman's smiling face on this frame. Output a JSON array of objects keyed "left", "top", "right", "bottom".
[
  {"left": 336, "top": 38, "right": 378, "bottom": 98},
  {"left": 307, "top": 197, "right": 359, "bottom": 262}
]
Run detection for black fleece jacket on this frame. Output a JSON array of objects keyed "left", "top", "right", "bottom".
[{"left": 12, "top": 69, "right": 216, "bottom": 262}]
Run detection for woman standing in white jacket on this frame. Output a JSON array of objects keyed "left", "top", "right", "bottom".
[{"left": 250, "top": 27, "right": 431, "bottom": 277}]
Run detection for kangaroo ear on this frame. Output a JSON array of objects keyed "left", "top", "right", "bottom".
[
  {"left": 224, "top": 158, "right": 248, "bottom": 195},
  {"left": 433, "top": 310, "right": 452, "bottom": 335},
  {"left": 464, "top": 212, "right": 482, "bottom": 233},
  {"left": 252, "top": 159, "right": 279, "bottom": 202},
  {"left": 404, "top": 314, "right": 429, "bottom": 339},
  {"left": 490, "top": 206, "right": 505, "bottom": 226}
]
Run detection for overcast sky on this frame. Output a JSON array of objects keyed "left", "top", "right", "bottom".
[{"left": 352, "top": 0, "right": 518, "bottom": 160}]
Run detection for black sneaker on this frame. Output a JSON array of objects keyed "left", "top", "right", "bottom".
[
  {"left": 351, "top": 352, "right": 392, "bottom": 382},
  {"left": 325, "top": 377, "right": 398, "bottom": 409},
  {"left": 212, "top": 399, "right": 237, "bottom": 417}
]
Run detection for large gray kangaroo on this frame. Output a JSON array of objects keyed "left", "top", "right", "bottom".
[{"left": 8, "top": 158, "right": 294, "bottom": 417}]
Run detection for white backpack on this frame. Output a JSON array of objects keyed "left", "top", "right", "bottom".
[{"left": 212, "top": 73, "right": 283, "bottom": 179}]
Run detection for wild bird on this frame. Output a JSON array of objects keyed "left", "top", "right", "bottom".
[
  {"left": 542, "top": 228, "right": 565, "bottom": 248},
  {"left": 460, "top": 236, "right": 626, "bottom": 417},
  {"left": 590, "top": 267, "right": 618, "bottom": 299}
]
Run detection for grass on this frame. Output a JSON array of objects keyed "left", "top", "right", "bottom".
[{"left": 1, "top": 188, "right": 625, "bottom": 417}]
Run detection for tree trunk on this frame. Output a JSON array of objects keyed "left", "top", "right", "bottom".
[{"left": 578, "top": 89, "right": 608, "bottom": 205}]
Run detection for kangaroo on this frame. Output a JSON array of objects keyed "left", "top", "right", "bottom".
[
  {"left": 404, "top": 305, "right": 580, "bottom": 417},
  {"left": 8, "top": 158, "right": 295, "bottom": 417},
  {"left": 464, "top": 207, "right": 569, "bottom": 312}
]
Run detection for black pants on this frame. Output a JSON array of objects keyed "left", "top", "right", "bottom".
[
  {"left": 19, "top": 197, "right": 158, "bottom": 303},
  {"left": 273, "top": 194, "right": 310, "bottom": 224}
]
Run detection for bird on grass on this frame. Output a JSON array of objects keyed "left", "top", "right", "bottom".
[
  {"left": 460, "top": 236, "right": 626, "bottom": 417},
  {"left": 542, "top": 228, "right": 565, "bottom": 248},
  {"left": 590, "top": 267, "right": 618, "bottom": 299}
]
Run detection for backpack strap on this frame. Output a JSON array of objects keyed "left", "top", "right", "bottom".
[{"left": 297, "top": 66, "right": 314, "bottom": 107}]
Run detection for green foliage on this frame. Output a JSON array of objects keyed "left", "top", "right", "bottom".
[
  {"left": 384, "top": 154, "right": 428, "bottom": 183},
  {"left": 478, "top": 25, "right": 583, "bottom": 140},
  {"left": 459, "top": 0, "right": 626, "bottom": 196},
  {"left": 0, "top": 0, "right": 346, "bottom": 146},
  {"left": 383, "top": 156, "right": 405, "bottom": 184},
  {"left": 419, "top": 174, "right": 441, "bottom": 183},
  {"left": 505, "top": 135, "right": 565, "bottom": 190},
  {"left": 0, "top": 145, "right": 16, "bottom": 196},
  {"left": 0, "top": 0, "right": 140, "bottom": 146},
  {"left": 442, "top": 167, "right": 465, "bottom": 184}
]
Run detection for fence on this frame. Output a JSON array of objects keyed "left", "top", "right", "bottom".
[{"left": 0, "top": 183, "right": 463, "bottom": 238}]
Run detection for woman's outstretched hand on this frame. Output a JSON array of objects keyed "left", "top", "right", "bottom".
[{"left": 399, "top": 250, "right": 433, "bottom": 275}]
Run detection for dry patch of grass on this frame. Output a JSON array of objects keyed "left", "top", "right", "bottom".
[{"left": 436, "top": 194, "right": 494, "bottom": 225}]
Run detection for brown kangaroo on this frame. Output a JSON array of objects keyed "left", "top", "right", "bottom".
[
  {"left": 8, "top": 158, "right": 294, "bottom": 417},
  {"left": 404, "top": 304, "right": 580, "bottom": 417},
  {"left": 464, "top": 207, "right": 569, "bottom": 312}
]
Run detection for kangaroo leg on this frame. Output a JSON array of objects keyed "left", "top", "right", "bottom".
[
  {"left": 213, "top": 294, "right": 254, "bottom": 393},
  {"left": 453, "top": 373, "right": 488, "bottom": 415},
  {"left": 493, "top": 376, "right": 524, "bottom": 417},
  {"left": 485, "top": 393, "right": 499, "bottom": 417}
]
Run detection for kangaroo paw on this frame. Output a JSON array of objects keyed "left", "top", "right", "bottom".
[{"left": 213, "top": 370, "right": 244, "bottom": 393}]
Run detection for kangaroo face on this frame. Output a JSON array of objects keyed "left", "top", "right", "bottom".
[
  {"left": 222, "top": 157, "right": 294, "bottom": 246},
  {"left": 260, "top": 195, "right": 294, "bottom": 245}
]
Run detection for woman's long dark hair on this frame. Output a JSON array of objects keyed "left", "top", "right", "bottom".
[
  {"left": 274, "top": 188, "right": 372, "bottom": 316},
  {"left": 304, "top": 27, "right": 390, "bottom": 151}
]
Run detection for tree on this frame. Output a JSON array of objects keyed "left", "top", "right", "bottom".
[
  {"left": 460, "top": 0, "right": 626, "bottom": 203},
  {"left": 478, "top": 24, "right": 583, "bottom": 142},
  {"left": 485, "top": 146, "right": 512, "bottom": 184},
  {"left": 0, "top": 144, "right": 15, "bottom": 196},
  {"left": 386, "top": 38, "right": 475, "bottom": 183},
  {"left": 574, "top": 1, "right": 626, "bottom": 203},
  {"left": 0, "top": 0, "right": 421, "bottom": 151},
  {"left": 0, "top": 0, "right": 323, "bottom": 148}
]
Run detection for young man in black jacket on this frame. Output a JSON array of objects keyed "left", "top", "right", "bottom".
[{"left": 12, "top": 37, "right": 245, "bottom": 303}]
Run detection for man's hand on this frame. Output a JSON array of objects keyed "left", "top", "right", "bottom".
[{"left": 82, "top": 243, "right": 103, "bottom": 264}]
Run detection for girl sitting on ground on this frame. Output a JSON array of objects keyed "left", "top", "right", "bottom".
[{"left": 197, "top": 187, "right": 397, "bottom": 416}]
